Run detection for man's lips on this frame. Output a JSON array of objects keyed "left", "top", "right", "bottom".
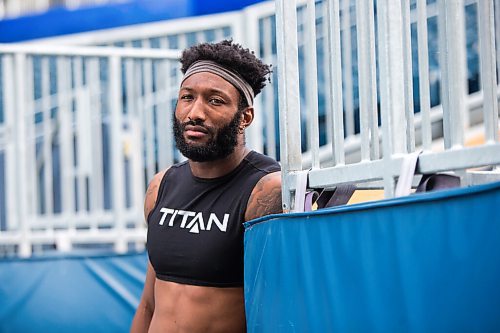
[{"left": 184, "top": 124, "right": 209, "bottom": 138}]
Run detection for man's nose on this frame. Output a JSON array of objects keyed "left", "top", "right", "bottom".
[{"left": 186, "top": 98, "right": 206, "bottom": 122}]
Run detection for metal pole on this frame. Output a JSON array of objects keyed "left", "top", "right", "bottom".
[
  {"left": 327, "top": 0, "right": 345, "bottom": 166},
  {"left": 341, "top": 0, "right": 355, "bottom": 138},
  {"left": 276, "top": 0, "right": 302, "bottom": 212},
  {"left": 56, "top": 57, "right": 76, "bottom": 231},
  {"left": 2, "top": 55, "right": 17, "bottom": 234},
  {"left": 305, "top": 0, "right": 320, "bottom": 169},
  {"left": 356, "top": 0, "right": 379, "bottom": 161},
  {"left": 402, "top": 0, "right": 415, "bottom": 152},
  {"left": 438, "top": 0, "right": 467, "bottom": 149},
  {"left": 242, "top": 8, "right": 265, "bottom": 154},
  {"left": 377, "top": 0, "right": 406, "bottom": 197},
  {"left": 263, "top": 17, "right": 277, "bottom": 160},
  {"left": 417, "top": 0, "right": 432, "bottom": 150},
  {"left": 109, "top": 55, "right": 127, "bottom": 253},
  {"left": 478, "top": 0, "right": 499, "bottom": 143},
  {"left": 496, "top": 0, "right": 500, "bottom": 84},
  {"left": 14, "top": 53, "right": 31, "bottom": 257}
]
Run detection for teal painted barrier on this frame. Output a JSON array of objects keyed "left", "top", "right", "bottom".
[
  {"left": 0, "top": 251, "right": 147, "bottom": 333},
  {"left": 244, "top": 182, "right": 500, "bottom": 332}
]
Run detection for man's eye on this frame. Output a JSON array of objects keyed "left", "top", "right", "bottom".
[
  {"left": 209, "top": 98, "right": 224, "bottom": 105},
  {"left": 180, "top": 95, "right": 192, "bottom": 100}
]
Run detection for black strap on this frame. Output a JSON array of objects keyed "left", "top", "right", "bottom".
[
  {"left": 315, "top": 185, "right": 357, "bottom": 209},
  {"left": 416, "top": 174, "right": 460, "bottom": 193}
]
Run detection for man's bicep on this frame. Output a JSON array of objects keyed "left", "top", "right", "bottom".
[
  {"left": 144, "top": 169, "right": 168, "bottom": 222},
  {"left": 245, "top": 171, "right": 282, "bottom": 221}
]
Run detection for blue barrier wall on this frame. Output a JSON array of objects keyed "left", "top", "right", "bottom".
[
  {"left": 244, "top": 182, "right": 500, "bottom": 332},
  {"left": 0, "top": 251, "right": 148, "bottom": 333},
  {"left": 0, "top": 0, "right": 267, "bottom": 42}
]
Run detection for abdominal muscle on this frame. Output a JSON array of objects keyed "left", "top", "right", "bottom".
[{"left": 148, "top": 278, "right": 247, "bottom": 333}]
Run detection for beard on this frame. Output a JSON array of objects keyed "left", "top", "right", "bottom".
[{"left": 173, "top": 109, "right": 243, "bottom": 162}]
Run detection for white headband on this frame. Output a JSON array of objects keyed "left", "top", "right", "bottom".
[{"left": 181, "top": 60, "right": 255, "bottom": 107}]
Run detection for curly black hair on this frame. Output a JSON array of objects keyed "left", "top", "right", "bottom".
[{"left": 179, "top": 39, "right": 272, "bottom": 105}]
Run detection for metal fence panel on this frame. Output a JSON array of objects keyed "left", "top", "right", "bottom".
[{"left": 276, "top": 0, "right": 500, "bottom": 209}]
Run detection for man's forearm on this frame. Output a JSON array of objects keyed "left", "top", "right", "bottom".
[{"left": 130, "top": 302, "right": 154, "bottom": 333}]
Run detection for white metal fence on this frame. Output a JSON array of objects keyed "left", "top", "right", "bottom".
[
  {"left": 276, "top": 0, "right": 500, "bottom": 211},
  {"left": 0, "top": 44, "right": 181, "bottom": 256}
]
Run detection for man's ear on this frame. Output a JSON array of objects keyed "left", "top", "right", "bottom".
[{"left": 241, "top": 106, "right": 254, "bottom": 128}]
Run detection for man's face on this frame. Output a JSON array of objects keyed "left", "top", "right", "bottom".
[{"left": 173, "top": 72, "right": 243, "bottom": 162}]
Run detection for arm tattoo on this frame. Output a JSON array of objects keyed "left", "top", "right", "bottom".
[
  {"left": 144, "top": 182, "right": 159, "bottom": 215},
  {"left": 254, "top": 186, "right": 282, "bottom": 217},
  {"left": 144, "top": 169, "right": 168, "bottom": 220},
  {"left": 245, "top": 174, "right": 282, "bottom": 221}
]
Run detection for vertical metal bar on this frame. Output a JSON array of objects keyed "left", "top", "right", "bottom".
[
  {"left": 214, "top": 27, "right": 225, "bottom": 41},
  {"left": 25, "top": 56, "right": 38, "bottom": 228},
  {"left": 195, "top": 31, "right": 206, "bottom": 43},
  {"left": 438, "top": 0, "right": 467, "bottom": 149},
  {"left": 129, "top": 115, "right": 145, "bottom": 221},
  {"left": 124, "top": 41, "right": 137, "bottom": 149},
  {"left": 263, "top": 17, "right": 277, "bottom": 160},
  {"left": 402, "top": 0, "right": 415, "bottom": 152},
  {"left": 305, "top": 0, "right": 320, "bottom": 168},
  {"left": 417, "top": 0, "right": 432, "bottom": 150},
  {"left": 56, "top": 57, "right": 75, "bottom": 227},
  {"left": 341, "top": 0, "right": 355, "bottom": 138},
  {"left": 356, "top": 0, "right": 379, "bottom": 161},
  {"left": 2, "top": 55, "right": 17, "bottom": 233},
  {"left": 73, "top": 57, "right": 89, "bottom": 214},
  {"left": 276, "top": 0, "right": 302, "bottom": 212},
  {"left": 241, "top": 9, "right": 265, "bottom": 154},
  {"left": 157, "top": 39, "right": 174, "bottom": 168},
  {"left": 496, "top": 0, "right": 500, "bottom": 84},
  {"left": 478, "top": 0, "right": 499, "bottom": 143},
  {"left": 377, "top": 0, "right": 406, "bottom": 197},
  {"left": 109, "top": 55, "right": 127, "bottom": 253},
  {"left": 123, "top": 43, "right": 146, "bottom": 227},
  {"left": 128, "top": 73, "right": 146, "bottom": 229},
  {"left": 14, "top": 53, "right": 31, "bottom": 257},
  {"left": 327, "top": 0, "right": 345, "bottom": 165},
  {"left": 142, "top": 40, "right": 156, "bottom": 180},
  {"left": 86, "top": 57, "right": 104, "bottom": 216},
  {"left": 41, "top": 57, "right": 54, "bottom": 216},
  {"left": 438, "top": 0, "right": 450, "bottom": 146},
  {"left": 322, "top": 2, "right": 333, "bottom": 146}
]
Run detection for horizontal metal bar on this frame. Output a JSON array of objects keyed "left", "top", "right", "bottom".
[
  {"left": 0, "top": 228, "right": 146, "bottom": 245},
  {"left": 0, "top": 43, "right": 181, "bottom": 59},
  {"left": 300, "top": 144, "right": 500, "bottom": 190},
  {"left": 417, "top": 145, "right": 500, "bottom": 173},
  {"left": 465, "top": 169, "right": 500, "bottom": 186}
]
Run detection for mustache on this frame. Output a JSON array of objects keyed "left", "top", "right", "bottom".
[
  {"left": 183, "top": 118, "right": 204, "bottom": 127},
  {"left": 180, "top": 118, "right": 215, "bottom": 135}
]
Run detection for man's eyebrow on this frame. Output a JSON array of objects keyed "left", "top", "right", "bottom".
[{"left": 179, "top": 86, "right": 231, "bottom": 97}]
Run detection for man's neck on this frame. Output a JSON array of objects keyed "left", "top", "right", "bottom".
[{"left": 188, "top": 146, "right": 250, "bottom": 179}]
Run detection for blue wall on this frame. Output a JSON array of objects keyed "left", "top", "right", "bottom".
[
  {"left": 0, "top": 0, "right": 267, "bottom": 42},
  {"left": 0, "top": 251, "right": 148, "bottom": 332}
]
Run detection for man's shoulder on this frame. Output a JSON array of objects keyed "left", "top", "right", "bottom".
[
  {"left": 143, "top": 162, "right": 189, "bottom": 220},
  {"left": 244, "top": 151, "right": 280, "bottom": 175},
  {"left": 144, "top": 169, "right": 169, "bottom": 221},
  {"left": 244, "top": 170, "right": 282, "bottom": 222}
]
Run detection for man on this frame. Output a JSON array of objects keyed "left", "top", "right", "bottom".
[{"left": 130, "top": 40, "right": 282, "bottom": 333}]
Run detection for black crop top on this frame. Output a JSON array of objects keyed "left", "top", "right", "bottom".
[{"left": 146, "top": 151, "right": 280, "bottom": 287}]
